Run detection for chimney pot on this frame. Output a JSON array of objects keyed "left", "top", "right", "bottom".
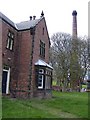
[
  {"left": 30, "top": 16, "right": 32, "bottom": 20},
  {"left": 33, "top": 16, "right": 36, "bottom": 20}
]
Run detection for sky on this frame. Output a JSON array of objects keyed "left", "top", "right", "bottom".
[{"left": 0, "top": 0, "right": 89, "bottom": 38}]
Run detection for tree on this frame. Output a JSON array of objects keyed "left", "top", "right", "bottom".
[
  {"left": 50, "top": 32, "right": 72, "bottom": 91},
  {"left": 69, "top": 37, "right": 81, "bottom": 91},
  {"left": 50, "top": 32, "right": 88, "bottom": 92}
]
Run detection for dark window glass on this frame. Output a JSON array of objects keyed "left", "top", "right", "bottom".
[
  {"left": 43, "top": 27, "right": 44, "bottom": 35},
  {"left": 6, "top": 31, "right": 14, "bottom": 50},
  {"left": 40, "top": 40, "right": 45, "bottom": 58}
]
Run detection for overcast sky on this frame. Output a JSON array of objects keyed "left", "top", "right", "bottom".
[{"left": 0, "top": 0, "right": 89, "bottom": 37}]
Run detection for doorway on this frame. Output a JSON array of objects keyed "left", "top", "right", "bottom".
[{"left": 2, "top": 68, "right": 10, "bottom": 94}]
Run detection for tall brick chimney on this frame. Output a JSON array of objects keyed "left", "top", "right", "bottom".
[{"left": 72, "top": 10, "right": 77, "bottom": 39}]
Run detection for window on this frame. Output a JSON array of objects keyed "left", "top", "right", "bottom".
[
  {"left": 38, "top": 74, "right": 43, "bottom": 89},
  {"left": 39, "top": 69, "right": 44, "bottom": 74},
  {"left": 6, "top": 31, "right": 14, "bottom": 50},
  {"left": 40, "top": 40, "right": 45, "bottom": 58},
  {"left": 42, "top": 27, "right": 44, "bottom": 35},
  {"left": 45, "top": 69, "right": 52, "bottom": 89},
  {"left": 35, "top": 66, "right": 52, "bottom": 90},
  {"left": 45, "top": 76, "right": 51, "bottom": 89},
  {"left": 38, "top": 69, "right": 44, "bottom": 89}
]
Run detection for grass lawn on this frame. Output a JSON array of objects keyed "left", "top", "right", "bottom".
[{"left": 2, "top": 91, "right": 88, "bottom": 118}]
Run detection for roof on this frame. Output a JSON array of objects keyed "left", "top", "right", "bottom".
[
  {"left": 0, "top": 12, "right": 16, "bottom": 28},
  {"left": 0, "top": 12, "right": 43, "bottom": 30},
  {"left": 35, "top": 59, "right": 53, "bottom": 69},
  {"left": 16, "top": 18, "right": 42, "bottom": 30}
]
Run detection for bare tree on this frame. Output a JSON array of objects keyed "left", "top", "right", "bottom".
[
  {"left": 50, "top": 32, "right": 71, "bottom": 91},
  {"left": 50, "top": 32, "right": 88, "bottom": 92}
]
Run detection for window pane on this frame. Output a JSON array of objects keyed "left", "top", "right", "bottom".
[
  {"left": 38, "top": 74, "right": 43, "bottom": 88},
  {"left": 40, "top": 40, "right": 45, "bottom": 58},
  {"left": 6, "top": 38, "right": 10, "bottom": 48},
  {"left": 43, "top": 28, "right": 44, "bottom": 35},
  {"left": 8, "top": 32, "right": 10, "bottom": 36},
  {"left": 11, "top": 34, "right": 14, "bottom": 38},
  {"left": 10, "top": 40, "right": 13, "bottom": 50},
  {"left": 7, "top": 31, "right": 14, "bottom": 50},
  {"left": 45, "top": 76, "right": 51, "bottom": 89}
]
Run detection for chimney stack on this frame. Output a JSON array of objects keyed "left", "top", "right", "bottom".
[
  {"left": 30, "top": 16, "right": 32, "bottom": 20},
  {"left": 72, "top": 10, "right": 77, "bottom": 39},
  {"left": 33, "top": 16, "right": 36, "bottom": 20}
]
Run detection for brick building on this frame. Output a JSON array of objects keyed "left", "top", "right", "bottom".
[{"left": 0, "top": 11, "right": 53, "bottom": 98}]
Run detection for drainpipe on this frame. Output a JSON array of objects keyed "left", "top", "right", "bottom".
[{"left": 28, "top": 27, "right": 35, "bottom": 98}]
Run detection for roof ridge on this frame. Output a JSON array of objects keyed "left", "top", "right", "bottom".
[{"left": 16, "top": 18, "right": 40, "bottom": 24}]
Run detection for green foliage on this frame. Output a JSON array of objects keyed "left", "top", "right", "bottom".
[
  {"left": 2, "top": 92, "right": 88, "bottom": 118},
  {"left": 50, "top": 32, "right": 88, "bottom": 91},
  {"left": 52, "top": 80, "right": 57, "bottom": 85},
  {"left": 82, "top": 84, "right": 87, "bottom": 89}
]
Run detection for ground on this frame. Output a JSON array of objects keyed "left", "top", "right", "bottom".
[{"left": 2, "top": 91, "right": 88, "bottom": 118}]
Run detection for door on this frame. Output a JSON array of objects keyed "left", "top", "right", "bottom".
[
  {"left": 2, "top": 68, "right": 10, "bottom": 94},
  {"left": 2, "top": 71, "right": 8, "bottom": 93}
]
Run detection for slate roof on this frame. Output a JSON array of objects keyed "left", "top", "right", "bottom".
[
  {"left": 35, "top": 59, "right": 53, "bottom": 69},
  {"left": 0, "top": 12, "right": 43, "bottom": 30},
  {"left": 16, "top": 18, "right": 42, "bottom": 30}
]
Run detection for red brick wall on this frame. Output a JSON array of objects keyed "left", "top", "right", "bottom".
[
  {"left": 2, "top": 20, "right": 18, "bottom": 92},
  {"left": 33, "top": 18, "right": 50, "bottom": 64},
  {"left": 0, "top": 19, "right": 2, "bottom": 91},
  {"left": 16, "top": 30, "right": 32, "bottom": 94},
  {"left": 2, "top": 21, "right": 17, "bottom": 66},
  {"left": 31, "top": 18, "right": 50, "bottom": 97},
  {"left": 2, "top": 17, "right": 51, "bottom": 98}
]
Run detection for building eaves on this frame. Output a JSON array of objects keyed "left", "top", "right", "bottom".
[{"left": 0, "top": 12, "right": 16, "bottom": 28}]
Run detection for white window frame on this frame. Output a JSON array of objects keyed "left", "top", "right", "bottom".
[
  {"left": 3, "top": 68, "right": 10, "bottom": 94},
  {"left": 10, "top": 40, "right": 13, "bottom": 50},
  {"left": 38, "top": 69, "right": 44, "bottom": 89},
  {"left": 6, "top": 31, "right": 14, "bottom": 50},
  {"left": 38, "top": 74, "right": 43, "bottom": 89},
  {"left": 6, "top": 38, "right": 10, "bottom": 49}
]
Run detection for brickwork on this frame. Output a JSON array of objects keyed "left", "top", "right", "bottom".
[
  {"left": 72, "top": 10, "right": 77, "bottom": 39},
  {"left": 2, "top": 20, "right": 18, "bottom": 95},
  {"left": 33, "top": 89, "right": 52, "bottom": 99},
  {"left": 30, "top": 18, "right": 50, "bottom": 97},
  {"left": 1, "top": 13, "right": 52, "bottom": 98},
  {"left": 0, "top": 18, "right": 2, "bottom": 112}
]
